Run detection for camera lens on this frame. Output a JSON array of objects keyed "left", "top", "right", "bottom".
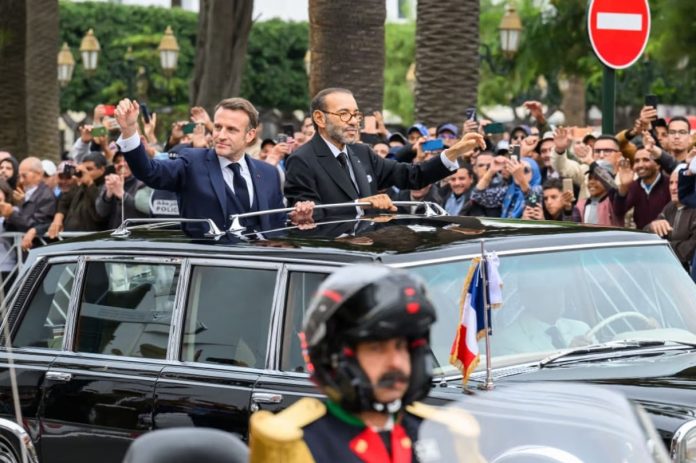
[{"left": 74, "top": 171, "right": 83, "bottom": 178}]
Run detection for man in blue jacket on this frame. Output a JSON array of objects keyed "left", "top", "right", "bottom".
[{"left": 115, "top": 98, "right": 312, "bottom": 236}]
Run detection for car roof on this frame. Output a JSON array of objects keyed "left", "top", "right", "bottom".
[{"left": 28, "top": 215, "right": 662, "bottom": 267}]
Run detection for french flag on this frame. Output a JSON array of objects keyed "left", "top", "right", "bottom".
[{"left": 450, "top": 255, "right": 503, "bottom": 385}]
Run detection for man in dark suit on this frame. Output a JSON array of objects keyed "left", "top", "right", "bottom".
[
  {"left": 0, "top": 157, "right": 56, "bottom": 232},
  {"left": 284, "top": 87, "right": 484, "bottom": 217},
  {"left": 114, "top": 98, "right": 312, "bottom": 236}
]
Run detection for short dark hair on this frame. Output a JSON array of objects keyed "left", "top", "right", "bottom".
[
  {"left": 456, "top": 160, "right": 474, "bottom": 176},
  {"left": 542, "top": 178, "right": 563, "bottom": 191},
  {"left": 310, "top": 88, "right": 354, "bottom": 130},
  {"left": 594, "top": 134, "right": 620, "bottom": 149},
  {"left": 668, "top": 116, "right": 690, "bottom": 130},
  {"left": 214, "top": 98, "right": 259, "bottom": 130},
  {"left": 81, "top": 152, "right": 107, "bottom": 168}
]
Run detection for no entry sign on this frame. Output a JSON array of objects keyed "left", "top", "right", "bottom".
[{"left": 588, "top": 0, "right": 651, "bottom": 69}]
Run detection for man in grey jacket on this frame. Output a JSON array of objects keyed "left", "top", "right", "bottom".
[{"left": 96, "top": 151, "right": 148, "bottom": 229}]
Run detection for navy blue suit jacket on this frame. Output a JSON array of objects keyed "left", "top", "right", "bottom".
[{"left": 124, "top": 143, "right": 285, "bottom": 235}]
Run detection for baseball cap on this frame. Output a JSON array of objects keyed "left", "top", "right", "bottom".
[
  {"left": 495, "top": 140, "right": 510, "bottom": 154},
  {"left": 387, "top": 132, "right": 407, "bottom": 145},
  {"left": 437, "top": 123, "right": 459, "bottom": 138},
  {"left": 407, "top": 123, "right": 429, "bottom": 138},
  {"left": 41, "top": 160, "right": 57, "bottom": 177},
  {"left": 587, "top": 160, "right": 616, "bottom": 190}
]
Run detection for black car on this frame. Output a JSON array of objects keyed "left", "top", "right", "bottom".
[{"left": 0, "top": 210, "right": 694, "bottom": 463}]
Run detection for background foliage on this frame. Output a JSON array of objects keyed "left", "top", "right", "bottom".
[{"left": 59, "top": 0, "right": 696, "bottom": 130}]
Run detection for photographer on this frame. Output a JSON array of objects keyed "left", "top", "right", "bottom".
[
  {"left": 522, "top": 178, "right": 579, "bottom": 222},
  {"left": 48, "top": 152, "right": 108, "bottom": 237}
]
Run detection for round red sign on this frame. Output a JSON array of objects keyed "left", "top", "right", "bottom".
[{"left": 588, "top": 0, "right": 651, "bottom": 69}]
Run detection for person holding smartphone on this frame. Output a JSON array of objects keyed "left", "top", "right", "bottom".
[{"left": 522, "top": 178, "right": 579, "bottom": 222}]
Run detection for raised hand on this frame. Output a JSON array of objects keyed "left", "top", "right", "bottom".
[
  {"left": 445, "top": 133, "right": 486, "bottom": 161},
  {"left": 574, "top": 143, "right": 593, "bottom": 164},
  {"left": 523, "top": 100, "right": 545, "bottom": 121},
  {"left": 114, "top": 98, "right": 140, "bottom": 139},
  {"left": 553, "top": 126, "right": 571, "bottom": 154},
  {"left": 142, "top": 112, "right": 158, "bottom": 144},
  {"left": 191, "top": 106, "right": 214, "bottom": 132}
]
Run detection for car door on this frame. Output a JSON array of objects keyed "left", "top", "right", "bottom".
[
  {"left": 152, "top": 260, "right": 282, "bottom": 440},
  {"left": 0, "top": 258, "right": 78, "bottom": 457},
  {"left": 40, "top": 256, "right": 182, "bottom": 463},
  {"left": 251, "top": 265, "right": 333, "bottom": 414}
]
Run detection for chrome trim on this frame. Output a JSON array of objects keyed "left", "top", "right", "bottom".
[
  {"left": 390, "top": 240, "right": 665, "bottom": 268},
  {"left": 671, "top": 419, "right": 696, "bottom": 461},
  {"left": 83, "top": 255, "right": 182, "bottom": 264},
  {"left": 0, "top": 417, "right": 38, "bottom": 463},
  {"left": 227, "top": 201, "right": 447, "bottom": 234},
  {"left": 251, "top": 392, "right": 283, "bottom": 404},
  {"left": 111, "top": 218, "right": 225, "bottom": 238},
  {"left": 167, "top": 258, "right": 191, "bottom": 362},
  {"left": 45, "top": 371, "right": 72, "bottom": 382},
  {"left": 268, "top": 264, "right": 337, "bottom": 371},
  {"left": 266, "top": 265, "right": 288, "bottom": 370},
  {"left": 62, "top": 256, "right": 86, "bottom": 351}
]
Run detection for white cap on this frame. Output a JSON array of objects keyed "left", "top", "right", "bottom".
[{"left": 41, "top": 159, "right": 57, "bottom": 177}]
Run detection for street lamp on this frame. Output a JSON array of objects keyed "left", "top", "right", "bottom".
[
  {"left": 480, "top": 3, "right": 523, "bottom": 74},
  {"left": 79, "top": 28, "right": 101, "bottom": 73},
  {"left": 57, "top": 43, "right": 75, "bottom": 87},
  {"left": 158, "top": 26, "right": 180, "bottom": 76},
  {"left": 499, "top": 4, "right": 522, "bottom": 58}
]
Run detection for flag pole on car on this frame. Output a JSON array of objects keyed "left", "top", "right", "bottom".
[{"left": 479, "top": 240, "right": 495, "bottom": 391}]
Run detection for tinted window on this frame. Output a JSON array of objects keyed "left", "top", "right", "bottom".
[
  {"left": 13, "top": 263, "right": 77, "bottom": 349},
  {"left": 281, "top": 272, "right": 327, "bottom": 372},
  {"left": 181, "top": 266, "right": 277, "bottom": 369},
  {"left": 74, "top": 261, "right": 179, "bottom": 358}
]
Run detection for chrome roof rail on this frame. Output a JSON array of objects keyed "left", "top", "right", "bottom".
[
  {"left": 227, "top": 201, "right": 448, "bottom": 235},
  {"left": 111, "top": 218, "right": 225, "bottom": 238}
]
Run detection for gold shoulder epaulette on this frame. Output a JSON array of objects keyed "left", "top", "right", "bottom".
[
  {"left": 249, "top": 398, "right": 326, "bottom": 463},
  {"left": 407, "top": 401, "right": 487, "bottom": 463}
]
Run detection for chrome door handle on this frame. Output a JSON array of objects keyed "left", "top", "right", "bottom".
[
  {"left": 45, "top": 371, "right": 72, "bottom": 382},
  {"left": 250, "top": 392, "right": 283, "bottom": 412}
]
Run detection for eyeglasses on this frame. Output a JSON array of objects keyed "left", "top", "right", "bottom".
[
  {"left": 594, "top": 148, "right": 618, "bottom": 155},
  {"left": 323, "top": 110, "right": 364, "bottom": 123},
  {"left": 668, "top": 129, "right": 689, "bottom": 136}
]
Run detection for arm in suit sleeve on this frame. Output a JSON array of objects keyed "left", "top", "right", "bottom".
[
  {"left": 678, "top": 170, "right": 696, "bottom": 208},
  {"left": 371, "top": 148, "right": 452, "bottom": 191},
  {"left": 5, "top": 189, "right": 56, "bottom": 231},
  {"left": 118, "top": 134, "right": 187, "bottom": 192},
  {"left": 284, "top": 154, "right": 322, "bottom": 206}
]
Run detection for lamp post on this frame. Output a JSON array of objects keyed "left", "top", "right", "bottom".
[
  {"left": 79, "top": 28, "right": 101, "bottom": 74},
  {"left": 158, "top": 26, "right": 180, "bottom": 77},
  {"left": 480, "top": 4, "right": 523, "bottom": 74},
  {"left": 57, "top": 43, "right": 75, "bottom": 87}
]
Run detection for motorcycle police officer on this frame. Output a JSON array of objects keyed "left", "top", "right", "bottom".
[{"left": 249, "top": 264, "right": 482, "bottom": 462}]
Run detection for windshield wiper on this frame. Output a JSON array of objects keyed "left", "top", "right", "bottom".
[{"left": 539, "top": 340, "right": 669, "bottom": 368}]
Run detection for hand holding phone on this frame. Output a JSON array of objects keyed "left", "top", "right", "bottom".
[
  {"left": 182, "top": 122, "right": 197, "bottom": 135},
  {"left": 140, "top": 103, "right": 151, "bottom": 124},
  {"left": 363, "top": 116, "right": 377, "bottom": 134},
  {"left": 484, "top": 122, "right": 505, "bottom": 135},
  {"left": 562, "top": 177, "right": 574, "bottom": 194},
  {"left": 91, "top": 125, "right": 107, "bottom": 137}
]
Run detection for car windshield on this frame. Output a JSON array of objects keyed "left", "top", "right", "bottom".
[{"left": 409, "top": 243, "right": 696, "bottom": 377}]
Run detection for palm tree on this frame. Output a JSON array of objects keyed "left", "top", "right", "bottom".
[
  {"left": 190, "top": 0, "right": 254, "bottom": 114},
  {"left": 415, "top": 0, "right": 480, "bottom": 127},
  {"left": 0, "top": 0, "right": 60, "bottom": 160},
  {"left": 308, "top": 0, "right": 386, "bottom": 113}
]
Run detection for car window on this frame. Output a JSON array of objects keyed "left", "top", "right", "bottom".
[
  {"left": 13, "top": 263, "right": 77, "bottom": 349},
  {"left": 281, "top": 271, "right": 327, "bottom": 372},
  {"left": 74, "top": 261, "right": 179, "bottom": 359},
  {"left": 409, "top": 244, "right": 696, "bottom": 375},
  {"left": 181, "top": 266, "right": 277, "bottom": 369}
]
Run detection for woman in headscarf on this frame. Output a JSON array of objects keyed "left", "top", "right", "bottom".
[
  {"left": 501, "top": 157, "right": 543, "bottom": 219},
  {"left": 0, "top": 156, "right": 19, "bottom": 190}
]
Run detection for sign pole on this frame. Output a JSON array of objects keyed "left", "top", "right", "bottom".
[{"left": 601, "top": 65, "right": 616, "bottom": 134}]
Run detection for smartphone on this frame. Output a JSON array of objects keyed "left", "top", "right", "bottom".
[
  {"left": 363, "top": 116, "right": 377, "bottom": 134},
  {"left": 465, "top": 107, "right": 477, "bottom": 121},
  {"left": 562, "top": 177, "right": 574, "bottom": 194},
  {"left": 421, "top": 139, "right": 445, "bottom": 152},
  {"left": 282, "top": 123, "right": 295, "bottom": 138},
  {"left": 644, "top": 94, "right": 658, "bottom": 108},
  {"left": 275, "top": 134, "right": 288, "bottom": 144},
  {"left": 511, "top": 145, "right": 521, "bottom": 160},
  {"left": 91, "top": 125, "right": 107, "bottom": 137},
  {"left": 103, "top": 105, "right": 116, "bottom": 117},
  {"left": 141, "top": 103, "right": 151, "bottom": 124},
  {"left": 484, "top": 122, "right": 505, "bottom": 134},
  {"left": 182, "top": 122, "right": 197, "bottom": 134}
]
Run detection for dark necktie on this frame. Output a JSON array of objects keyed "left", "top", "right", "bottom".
[
  {"left": 546, "top": 325, "right": 565, "bottom": 348},
  {"left": 337, "top": 152, "right": 358, "bottom": 194},
  {"left": 228, "top": 163, "right": 251, "bottom": 212}
]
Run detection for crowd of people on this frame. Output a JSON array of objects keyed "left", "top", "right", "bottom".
[{"left": 1, "top": 89, "right": 695, "bottom": 281}]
